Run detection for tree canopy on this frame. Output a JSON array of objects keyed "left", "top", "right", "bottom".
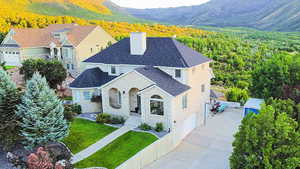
[
  {"left": 20, "top": 59, "right": 67, "bottom": 89},
  {"left": 230, "top": 105, "right": 300, "bottom": 169}
]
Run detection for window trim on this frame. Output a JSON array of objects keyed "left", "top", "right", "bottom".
[
  {"left": 150, "top": 95, "right": 164, "bottom": 116},
  {"left": 201, "top": 84, "right": 205, "bottom": 93},
  {"left": 182, "top": 94, "right": 188, "bottom": 109},
  {"left": 111, "top": 66, "right": 116, "bottom": 75},
  {"left": 175, "top": 69, "right": 181, "bottom": 78}
]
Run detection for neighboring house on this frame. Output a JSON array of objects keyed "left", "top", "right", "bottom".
[
  {"left": 70, "top": 32, "right": 213, "bottom": 141},
  {"left": 0, "top": 24, "right": 116, "bottom": 76}
]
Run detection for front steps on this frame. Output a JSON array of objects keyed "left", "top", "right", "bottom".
[{"left": 125, "top": 115, "right": 142, "bottom": 128}]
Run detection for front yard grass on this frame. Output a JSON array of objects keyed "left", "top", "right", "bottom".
[
  {"left": 74, "top": 131, "right": 158, "bottom": 169},
  {"left": 4, "top": 66, "right": 16, "bottom": 70},
  {"left": 62, "top": 118, "right": 117, "bottom": 154}
]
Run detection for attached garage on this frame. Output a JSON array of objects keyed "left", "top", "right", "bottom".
[
  {"left": 0, "top": 44, "right": 21, "bottom": 66},
  {"left": 174, "top": 113, "right": 197, "bottom": 143},
  {"left": 3, "top": 52, "right": 21, "bottom": 66}
]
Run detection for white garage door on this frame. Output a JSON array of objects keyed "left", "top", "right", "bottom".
[
  {"left": 174, "top": 114, "right": 196, "bottom": 144},
  {"left": 180, "top": 113, "right": 197, "bottom": 140},
  {"left": 3, "top": 53, "right": 21, "bottom": 66}
]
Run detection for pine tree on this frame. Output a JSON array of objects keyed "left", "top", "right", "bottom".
[
  {"left": 0, "top": 69, "right": 21, "bottom": 149},
  {"left": 17, "top": 73, "right": 69, "bottom": 150}
]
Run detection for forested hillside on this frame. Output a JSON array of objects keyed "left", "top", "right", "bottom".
[
  {"left": 127, "top": 0, "right": 300, "bottom": 31},
  {"left": 0, "top": 0, "right": 145, "bottom": 22},
  {"left": 0, "top": 0, "right": 299, "bottom": 103}
]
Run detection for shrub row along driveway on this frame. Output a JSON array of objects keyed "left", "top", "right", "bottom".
[{"left": 144, "top": 108, "right": 242, "bottom": 169}]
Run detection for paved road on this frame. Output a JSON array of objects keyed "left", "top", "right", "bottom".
[{"left": 144, "top": 108, "right": 242, "bottom": 169}]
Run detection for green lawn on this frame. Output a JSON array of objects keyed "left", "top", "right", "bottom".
[
  {"left": 74, "top": 131, "right": 158, "bottom": 169},
  {"left": 4, "top": 66, "right": 16, "bottom": 70},
  {"left": 62, "top": 118, "right": 117, "bottom": 154}
]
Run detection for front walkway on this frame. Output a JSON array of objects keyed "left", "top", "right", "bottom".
[
  {"left": 71, "top": 125, "right": 132, "bottom": 164},
  {"left": 144, "top": 108, "right": 242, "bottom": 169}
]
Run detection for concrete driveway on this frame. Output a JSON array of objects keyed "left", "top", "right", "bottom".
[{"left": 144, "top": 108, "right": 243, "bottom": 169}]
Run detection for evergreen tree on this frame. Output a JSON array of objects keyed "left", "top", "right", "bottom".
[
  {"left": 0, "top": 69, "right": 21, "bottom": 149},
  {"left": 230, "top": 105, "right": 300, "bottom": 169},
  {"left": 17, "top": 73, "right": 69, "bottom": 150}
]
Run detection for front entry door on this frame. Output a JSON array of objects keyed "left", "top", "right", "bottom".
[{"left": 130, "top": 90, "right": 138, "bottom": 112}]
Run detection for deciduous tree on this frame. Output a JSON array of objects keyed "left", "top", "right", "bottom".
[{"left": 230, "top": 105, "right": 300, "bottom": 169}]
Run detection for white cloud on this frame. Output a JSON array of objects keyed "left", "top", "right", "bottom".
[{"left": 111, "top": 0, "right": 210, "bottom": 9}]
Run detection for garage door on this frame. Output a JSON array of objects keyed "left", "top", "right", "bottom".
[
  {"left": 174, "top": 114, "right": 196, "bottom": 144},
  {"left": 180, "top": 113, "right": 197, "bottom": 140},
  {"left": 3, "top": 53, "right": 21, "bottom": 66}
]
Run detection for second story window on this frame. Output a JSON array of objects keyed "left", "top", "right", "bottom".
[
  {"left": 182, "top": 94, "right": 188, "bottom": 109},
  {"left": 91, "top": 48, "right": 93, "bottom": 53},
  {"left": 201, "top": 84, "right": 205, "bottom": 93},
  {"left": 175, "top": 69, "right": 181, "bottom": 78},
  {"left": 111, "top": 66, "right": 116, "bottom": 74}
]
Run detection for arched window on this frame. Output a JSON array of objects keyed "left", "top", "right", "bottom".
[
  {"left": 109, "top": 88, "right": 122, "bottom": 109},
  {"left": 150, "top": 95, "right": 164, "bottom": 116}
]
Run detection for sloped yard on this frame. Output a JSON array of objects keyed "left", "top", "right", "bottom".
[
  {"left": 74, "top": 131, "right": 158, "bottom": 169},
  {"left": 63, "top": 118, "right": 117, "bottom": 154}
]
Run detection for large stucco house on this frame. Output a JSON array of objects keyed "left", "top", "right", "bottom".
[
  {"left": 0, "top": 24, "right": 115, "bottom": 75},
  {"left": 70, "top": 32, "right": 213, "bottom": 140}
]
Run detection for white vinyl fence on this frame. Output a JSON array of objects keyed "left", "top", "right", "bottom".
[{"left": 116, "top": 132, "right": 177, "bottom": 169}]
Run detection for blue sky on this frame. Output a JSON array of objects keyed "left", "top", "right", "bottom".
[{"left": 110, "top": 0, "right": 210, "bottom": 9}]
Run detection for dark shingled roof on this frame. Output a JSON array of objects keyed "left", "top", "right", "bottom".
[
  {"left": 69, "top": 67, "right": 117, "bottom": 88},
  {"left": 136, "top": 66, "right": 190, "bottom": 96},
  {"left": 84, "top": 38, "right": 211, "bottom": 68}
]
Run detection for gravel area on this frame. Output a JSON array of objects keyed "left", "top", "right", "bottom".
[{"left": 0, "top": 149, "right": 15, "bottom": 169}]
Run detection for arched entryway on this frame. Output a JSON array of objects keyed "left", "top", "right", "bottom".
[{"left": 129, "top": 88, "right": 141, "bottom": 114}]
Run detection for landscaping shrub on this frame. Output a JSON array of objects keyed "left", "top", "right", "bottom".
[
  {"left": 27, "top": 147, "right": 73, "bottom": 169},
  {"left": 72, "top": 104, "right": 82, "bottom": 115},
  {"left": 96, "top": 113, "right": 111, "bottom": 124},
  {"left": 27, "top": 147, "right": 53, "bottom": 169},
  {"left": 110, "top": 116, "right": 125, "bottom": 124},
  {"left": 226, "top": 87, "right": 249, "bottom": 105},
  {"left": 139, "top": 123, "right": 152, "bottom": 131},
  {"left": 64, "top": 104, "right": 82, "bottom": 121},
  {"left": 155, "top": 123, "right": 164, "bottom": 132}
]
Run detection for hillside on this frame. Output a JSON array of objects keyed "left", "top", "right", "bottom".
[
  {"left": 127, "top": 0, "right": 300, "bottom": 31},
  {"left": 0, "top": 0, "right": 145, "bottom": 22}
]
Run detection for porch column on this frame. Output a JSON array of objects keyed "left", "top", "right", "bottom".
[
  {"left": 56, "top": 47, "right": 62, "bottom": 60},
  {"left": 50, "top": 48, "right": 54, "bottom": 58}
]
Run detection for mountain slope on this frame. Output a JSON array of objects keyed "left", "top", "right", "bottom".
[
  {"left": 127, "top": 0, "right": 300, "bottom": 31},
  {"left": 0, "top": 0, "right": 144, "bottom": 22}
]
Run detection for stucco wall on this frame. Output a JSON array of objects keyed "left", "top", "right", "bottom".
[
  {"left": 101, "top": 71, "right": 153, "bottom": 117},
  {"left": 72, "top": 88, "right": 101, "bottom": 113},
  {"left": 21, "top": 47, "right": 50, "bottom": 59},
  {"left": 158, "top": 66, "right": 188, "bottom": 84},
  {"left": 186, "top": 62, "right": 212, "bottom": 126},
  {"left": 75, "top": 27, "right": 116, "bottom": 70},
  {"left": 140, "top": 87, "right": 173, "bottom": 131}
]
